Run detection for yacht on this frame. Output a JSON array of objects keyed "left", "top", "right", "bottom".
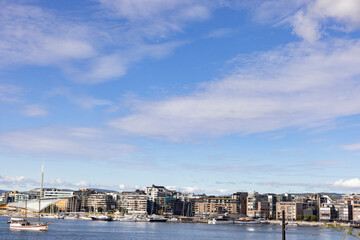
[
  {"left": 233, "top": 218, "right": 261, "bottom": 224},
  {"left": 91, "top": 215, "right": 112, "bottom": 221},
  {"left": 208, "top": 216, "right": 234, "bottom": 224},
  {"left": 146, "top": 215, "right": 167, "bottom": 222}
]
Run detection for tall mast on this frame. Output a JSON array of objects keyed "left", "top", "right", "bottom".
[{"left": 40, "top": 163, "right": 44, "bottom": 199}]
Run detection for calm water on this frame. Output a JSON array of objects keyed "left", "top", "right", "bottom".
[{"left": 0, "top": 216, "right": 355, "bottom": 240}]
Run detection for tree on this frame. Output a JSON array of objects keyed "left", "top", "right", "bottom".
[
  {"left": 97, "top": 207, "right": 103, "bottom": 213},
  {"left": 323, "top": 223, "right": 360, "bottom": 240},
  {"left": 310, "top": 215, "right": 317, "bottom": 221},
  {"left": 296, "top": 215, "right": 303, "bottom": 221}
]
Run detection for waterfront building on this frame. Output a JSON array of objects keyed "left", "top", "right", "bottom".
[
  {"left": 73, "top": 189, "right": 97, "bottom": 212},
  {"left": 145, "top": 185, "right": 177, "bottom": 214},
  {"left": 232, "top": 192, "right": 248, "bottom": 216},
  {"left": 276, "top": 202, "right": 304, "bottom": 221},
  {"left": 117, "top": 190, "right": 148, "bottom": 215},
  {"left": 29, "top": 188, "right": 74, "bottom": 199},
  {"left": 55, "top": 196, "right": 81, "bottom": 212},
  {"left": 247, "top": 192, "right": 270, "bottom": 219},
  {"left": 342, "top": 193, "right": 360, "bottom": 205},
  {"left": 192, "top": 197, "right": 239, "bottom": 216},
  {"left": 319, "top": 204, "right": 337, "bottom": 221},
  {"left": 87, "top": 193, "right": 115, "bottom": 212},
  {"left": 352, "top": 204, "right": 360, "bottom": 221}
]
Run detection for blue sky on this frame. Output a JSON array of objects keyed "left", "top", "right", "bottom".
[{"left": 1, "top": 0, "right": 360, "bottom": 195}]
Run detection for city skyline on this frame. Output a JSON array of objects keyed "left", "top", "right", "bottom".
[{"left": 1, "top": 0, "right": 360, "bottom": 195}]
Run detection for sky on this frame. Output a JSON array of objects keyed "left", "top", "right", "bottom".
[{"left": 1, "top": 0, "right": 360, "bottom": 195}]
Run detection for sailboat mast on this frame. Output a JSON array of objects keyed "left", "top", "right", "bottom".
[
  {"left": 40, "top": 163, "right": 44, "bottom": 199},
  {"left": 25, "top": 198, "right": 27, "bottom": 220},
  {"left": 38, "top": 198, "right": 41, "bottom": 224}
]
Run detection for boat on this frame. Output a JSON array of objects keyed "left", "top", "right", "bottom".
[
  {"left": 233, "top": 218, "right": 261, "bottom": 224},
  {"left": 286, "top": 222, "right": 299, "bottom": 227},
  {"left": 9, "top": 164, "right": 52, "bottom": 231},
  {"left": 147, "top": 215, "right": 167, "bottom": 222},
  {"left": 208, "top": 217, "right": 234, "bottom": 224},
  {"left": 91, "top": 215, "right": 113, "bottom": 221},
  {"left": 78, "top": 215, "right": 92, "bottom": 220},
  {"left": 56, "top": 215, "right": 65, "bottom": 219},
  {"left": 113, "top": 215, "right": 137, "bottom": 222},
  {"left": 10, "top": 218, "right": 51, "bottom": 231},
  {"left": 208, "top": 218, "right": 234, "bottom": 224},
  {"left": 7, "top": 217, "right": 24, "bottom": 224},
  {"left": 259, "top": 218, "right": 270, "bottom": 224}
]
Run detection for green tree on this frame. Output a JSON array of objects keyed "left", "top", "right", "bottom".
[
  {"left": 323, "top": 223, "right": 360, "bottom": 240},
  {"left": 296, "top": 215, "right": 303, "bottom": 221},
  {"left": 310, "top": 215, "right": 317, "bottom": 221},
  {"left": 97, "top": 207, "right": 103, "bottom": 213}
]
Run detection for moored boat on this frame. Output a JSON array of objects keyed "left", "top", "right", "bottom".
[
  {"left": 208, "top": 216, "right": 234, "bottom": 224},
  {"left": 234, "top": 219, "right": 261, "bottom": 224},
  {"left": 91, "top": 215, "right": 112, "bottom": 221},
  {"left": 10, "top": 219, "right": 51, "bottom": 231},
  {"left": 147, "top": 215, "right": 167, "bottom": 222}
]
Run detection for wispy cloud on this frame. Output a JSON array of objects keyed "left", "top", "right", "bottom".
[
  {"left": 0, "top": 175, "right": 37, "bottom": 189},
  {"left": 343, "top": 142, "right": 360, "bottom": 151},
  {"left": 0, "top": 84, "right": 22, "bottom": 103},
  {"left": 254, "top": 0, "right": 360, "bottom": 42},
  {"left": 205, "top": 28, "right": 234, "bottom": 38},
  {"left": 333, "top": 178, "right": 360, "bottom": 189},
  {"left": 0, "top": 127, "right": 136, "bottom": 159},
  {"left": 108, "top": 39, "right": 360, "bottom": 140},
  {"left": 21, "top": 104, "right": 48, "bottom": 117},
  {"left": 0, "top": 1, "right": 223, "bottom": 84}
]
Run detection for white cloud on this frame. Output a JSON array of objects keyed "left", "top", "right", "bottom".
[
  {"left": 0, "top": 3, "right": 95, "bottom": 66},
  {"left": 108, "top": 39, "right": 360, "bottom": 140},
  {"left": 253, "top": 0, "right": 360, "bottom": 42},
  {"left": 0, "top": 84, "right": 22, "bottom": 103},
  {"left": 343, "top": 143, "right": 360, "bottom": 151},
  {"left": 97, "top": 0, "right": 214, "bottom": 39},
  {"left": 334, "top": 178, "right": 360, "bottom": 189},
  {"left": 0, "top": 1, "right": 221, "bottom": 84},
  {"left": 73, "top": 97, "right": 112, "bottom": 109},
  {"left": 21, "top": 104, "right": 48, "bottom": 117},
  {"left": 205, "top": 28, "right": 234, "bottom": 38},
  {"left": 289, "top": 0, "right": 360, "bottom": 42},
  {"left": 0, "top": 175, "right": 37, "bottom": 189},
  {"left": 0, "top": 127, "right": 136, "bottom": 159}
]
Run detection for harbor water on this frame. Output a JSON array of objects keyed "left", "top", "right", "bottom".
[{"left": 0, "top": 216, "right": 356, "bottom": 239}]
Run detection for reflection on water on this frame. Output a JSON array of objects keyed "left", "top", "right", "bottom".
[{"left": 0, "top": 216, "right": 350, "bottom": 240}]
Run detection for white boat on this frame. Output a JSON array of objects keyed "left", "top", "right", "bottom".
[
  {"left": 233, "top": 219, "right": 261, "bottom": 224},
  {"left": 146, "top": 215, "right": 167, "bottom": 222},
  {"left": 56, "top": 215, "right": 65, "bottom": 219},
  {"left": 208, "top": 217, "right": 234, "bottom": 224},
  {"left": 286, "top": 222, "right": 299, "bottom": 227},
  {"left": 9, "top": 164, "right": 53, "bottom": 231},
  {"left": 10, "top": 219, "right": 51, "bottom": 231},
  {"left": 78, "top": 215, "right": 92, "bottom": 220},
  {"left": 91, "top": 215, "right": 112, "bottom": 221},
  {"left": 259, "top": 218, "right": 270, "bottom": 224},
  {"left": 8, "top": 217, "right": 25, "bottom": 224},
  {"left": 114, "top": 215, "right": 137, "bottom": 222}
]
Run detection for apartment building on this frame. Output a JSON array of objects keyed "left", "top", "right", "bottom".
[
  {"left": 276, "top": 202, "right": 303, "bottom": 221},
  {"left": 118, "top": 190, "right": 148, "bottom": 215},
  {"left": 193, "top": 197, "right": 238, "bottom": 216}
]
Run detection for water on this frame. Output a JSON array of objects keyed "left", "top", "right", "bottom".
[{"left": 0, "top": 216, "right": 354, "bottom": 239}]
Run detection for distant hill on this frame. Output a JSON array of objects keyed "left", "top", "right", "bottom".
[
  {"left": 0, "top": 190, "right": 8, "bottom": 194},
  {"left": 90, "top": 188, "right": 117, "bottom": 193}
]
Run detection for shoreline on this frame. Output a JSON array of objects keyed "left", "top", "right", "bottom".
[{"left": 0, "top": 213, "right": 351, "bottom": 227}]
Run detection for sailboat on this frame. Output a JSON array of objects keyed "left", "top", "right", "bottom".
[{"left": 9, "top": 164, "right": 53, "bottom": 231}]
